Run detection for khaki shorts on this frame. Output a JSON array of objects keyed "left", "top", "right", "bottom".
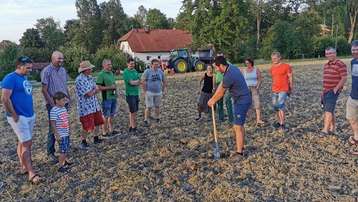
[
  {"left": 7, "top": 114, "right": 36, "bottom": 143},
  {"left": 346, "top": 96, "right": 358, "bottom": 120},
  {"left": 145, "top": 92, "right": 162, "bottom": 108},
  {"left": 249, "top": 87, "right": 260, "bottom": 109}
]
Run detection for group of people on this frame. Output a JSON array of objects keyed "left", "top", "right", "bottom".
[
  {"left": 2, "top": 40, "right": 358, "bottom": 184},
  {"left": 197, "top": 42, "right": 357, "bottom": 157},
  {"left": 1, "top": 52, "right": 166, "bottom": 184}
]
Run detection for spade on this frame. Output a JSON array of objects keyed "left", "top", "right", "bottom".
[{"left": 211, "top": 106, "right": 220, "bottom": 160}]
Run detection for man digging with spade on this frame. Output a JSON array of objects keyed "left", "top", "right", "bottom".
[{"left": 208, "top": 56, "right": 252, "bottom": 156}]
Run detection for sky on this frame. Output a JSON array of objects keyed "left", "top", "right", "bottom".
[{"left": 0, "top": 0, "right": 182, "bottom": 43}]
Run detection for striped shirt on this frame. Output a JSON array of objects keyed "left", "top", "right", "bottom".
[
  {"left": 50, "top": 106, "right": 69, "bottom": 137},
  {"left": 323, "top": 59, "right": 347, "bottom": 93},
  {"left": 41, "top": 64, "right": 69, "bottom": 103}
]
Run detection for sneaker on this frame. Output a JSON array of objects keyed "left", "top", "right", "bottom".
[
  {"left": 195, "top": 116, "right": 202, "bottom": 121},
  {"left": 132, "top": 127, "right": 143, "bottom": 134},
  {"left": 93, "top": 136, "right": 103, "bottom": 144},
  {"left": 156, "top": 118, "right": 160, "bottom": 123},
  {"left": 111, "top": 130, "right": 120, "bottom": 135},
  {"left": 58, "top": 165, "right": 70, "bottom": 173},
  {"left": 273, "top": 122, "right": 281, "bottom": 129},
  {"left": 143, "top": 120, "right": 150, "bottom": 127},
  {"left": 79, "top": 141, "right": 89, "bottom": 150},
  {"left": 48, "top": 154, "right": 59, "bottom": 164},
  {"left": 129, "top": 127, "right": 133, "bottom": 133},
  {"left": 64, "top": 161, "right": 73, "bottom": 166}
]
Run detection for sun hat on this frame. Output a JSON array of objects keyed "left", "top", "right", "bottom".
[{"left": 78, "top": 60, "right": 95, "bottom": 73}]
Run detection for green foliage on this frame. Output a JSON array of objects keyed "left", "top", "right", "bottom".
[
  {"left": 100, "top": 0, "right": 129, "bottom": 46},
  {"left": 146, "top": 8, "right": 169, "bottom": 29},
  {"left": 59, "top": 45, "right": 91, "bottom": 78},
  {"left": 35, "top": 17, "right": 65, "bottom": 52},
  {"left": 19, "top": 47, "right": 51, "bottom": 62},
  {"left": 19, "top": 28, "right": 44, "bottom": 48},
  {"left": 94, "top": 46, "right": 127, "bottom": 71},
  {"left": 133, "top": 5, "right": 147, "bottom": 28},
  {"left": 0, "top": 43, "right": 19, "bottom": 80},
  {"left": 313, "top": 36, "right": 350, "bottom": 57},
  {"left": 75, "top": 0, "right": 103, "bottom": 53}
]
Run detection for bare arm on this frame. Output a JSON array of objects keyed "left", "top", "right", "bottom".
[
  {"left": 129, "top": 80, "right": 141, "bottom": 86},
  {"left": 257, "top": 69, "right": 263, "bottom": 89},
  {"left": 1, "top": 89, "right": 18, "bottom": 122},
  {"left": 288, "top": 72, "right": 293, "bottom": 91},
  {"left": 97, "top": 85, "right": 116, "bottom": 91},
  {"left": 208, "top": 83, "right": 226, "bottom": 107},
  {"left": 42, "top": 84, "right": 55, "bottom": 106},
  {"left": 50, "top": 120, "right": 60, "bottom": 140}
]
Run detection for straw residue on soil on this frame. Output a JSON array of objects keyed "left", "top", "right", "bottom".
[{"left": 0, "top": 62, "right": 357, "bottom": 201}]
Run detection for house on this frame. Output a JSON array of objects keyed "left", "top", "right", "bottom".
[{"left": 118, "top": 28, "right": 192, "bottom": 63}]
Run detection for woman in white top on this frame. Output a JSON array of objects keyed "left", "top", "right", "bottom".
[{"left": 242, "top": 58, "right": 264, "bottom": 125}]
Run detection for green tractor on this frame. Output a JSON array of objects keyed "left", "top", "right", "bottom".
[{"left": 167, "top": 48, "right": 206, "bottom": 73}]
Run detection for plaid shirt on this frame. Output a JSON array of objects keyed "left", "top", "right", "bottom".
[
  {"left": 75, "top": 73, "right": 101, "bottom": 117},
  {"left": 41, "top": 64, "right": 69, "bottom": 103}
]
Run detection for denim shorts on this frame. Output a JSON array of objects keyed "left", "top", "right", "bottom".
[
  {"left": 126, "top": 95, "right": 139, "bottom": 113},
  {"left": 272, "top": 92, "right": 288, "bottom": 111},
  {"left": 323, "top": 90, "right": 340, "bottom": 113},
  {"left": 59, "top": 136, "right": 70, "bottom": 153},
  {"left": 233, "top": 102, "right": 251, "bottom": 126},
  {"left": 102, "top": 99, "right": 117, "bottom": 117}
]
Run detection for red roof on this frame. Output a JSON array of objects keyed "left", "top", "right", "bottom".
[{"left": 119, "top": 29, "right": 192, "bottom": 53}]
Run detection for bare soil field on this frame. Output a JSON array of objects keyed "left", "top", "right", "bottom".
[{"left": 0, "top": 61, "right": 357, "bottom": 201}]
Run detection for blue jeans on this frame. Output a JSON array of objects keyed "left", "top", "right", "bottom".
[
  {"left": 272, "top": 92, "right": 288, "bottom": 111},
  {"left": 102, "top": 99, "right": 117, "bottom": 117},
  {"left": 47, "top": 103, "right": 69, "bottom": 155}
]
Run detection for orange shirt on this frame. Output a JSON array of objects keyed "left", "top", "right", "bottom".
[{"left": 270, "top": 63, "right": 292, "bottom": 93}]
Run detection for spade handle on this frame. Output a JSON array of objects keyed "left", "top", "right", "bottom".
[{"left": 211, "top": 106, "right": 218, "bottom": 143}]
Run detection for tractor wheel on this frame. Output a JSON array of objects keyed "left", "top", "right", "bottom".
[
  {"left": 194, "top": 61, "right": 206, "bottom": 71},
  {"left": 174, "top": 59, "right": 188, "bottom": 73}
]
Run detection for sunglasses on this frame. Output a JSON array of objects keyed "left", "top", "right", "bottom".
[{"left": 18, "top": 56, "right": 33, "bottom": 64}]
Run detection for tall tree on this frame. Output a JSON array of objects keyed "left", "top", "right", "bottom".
[
  {"left": 347, "top": 0, "right": 358, "bottom": 43},
  {"left": 75, "top": 0, "right": 103, "bottom": 53},
  {"left": 19, "top": 28, "right": 44, "bottom": 48},
  {"left": 134, "top": 5, "right": 147, "bottom": 27},
  {"left": 100, "top": 0, "right": 129, "bottom": 46},
  {"left": 175, "top": 0, "right": 194, "bottom": 31},
  {"left": 35, "top": 17, "right": 65, "bottom": 52},
  {"left": 146, "top": 8, "right": 169, "bottom": 29}
]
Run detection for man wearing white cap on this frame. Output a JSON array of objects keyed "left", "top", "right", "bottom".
[{"left": 75, "top": 61, "right": 104, "bottom": 149}]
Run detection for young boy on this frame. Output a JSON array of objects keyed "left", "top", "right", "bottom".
[{"left": 50, "top": 92, "right": 72, "bottom": 172}]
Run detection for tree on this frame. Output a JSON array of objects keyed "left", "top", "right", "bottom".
[
  {"left": 175, "top": 0, "right": 194, "bottom": 31},
  {"left": 59, "top": 45, "right": 91, "bottom": 78},
  {"left": 100, "top": 0, "right": 129, "bottom": 46},
  {"left": 75, "top": 0, "right": 103, "bottom": 53},
  {"left": 94, "top": 45, "right": 127, "bottom": 71},
  {"left": 0, "top": 43, "right": 19, "bottom": 80},
  {"left": 35, "top": 17, "right": 65, "bottom": 52},
  {"left": 19, "top": 28, "right": 44, "bottom": 48},
  {"left": 347, "top": 0, "right": 358, "bottom": 43},
  {"left": 146, "top": 8, "right": 169, "bottom": 29},
  {"left": 133, "top": 5, "right": 147, "bottom": 27}
]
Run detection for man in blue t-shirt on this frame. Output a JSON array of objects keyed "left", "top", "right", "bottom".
[
  {"left": 1, "top": 56, "right": 41, "bottom": 184},
  {"left": 208, "top": 56, "right": 252, "bottom": 156},
  {"left": 347, "top": 40, "right": 358, "bottom": 156},
  {"left": 141, "top": 59, "right": 167, "bottom": 126}
]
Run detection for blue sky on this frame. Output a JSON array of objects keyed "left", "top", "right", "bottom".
[{"left": 0, "top": 0, "right": 182, "bottom": 43}]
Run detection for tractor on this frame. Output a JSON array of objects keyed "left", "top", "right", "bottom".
[{"left": 167, "top": 48, "right": 206, "bottom": 73}]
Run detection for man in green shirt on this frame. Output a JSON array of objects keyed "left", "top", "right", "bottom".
[
  {"left": 214, "top": 71, "right": 233, "bottom": 123},
  {"left": 123, "top": 58, "right": 141, "bottom": 134},
  {"left": 96, "top": 59, "right": 119, "bottom": 137}
]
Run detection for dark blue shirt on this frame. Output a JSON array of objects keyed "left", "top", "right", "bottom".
[
  {"left": 2, "top": 72, "right": 34, "bottom": 117},
  {"left": 222, "top": 64, "right": 251, "bottom": 104},
  {"left": 351, "top": 58, "right": 358, "bottom": 99}
]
